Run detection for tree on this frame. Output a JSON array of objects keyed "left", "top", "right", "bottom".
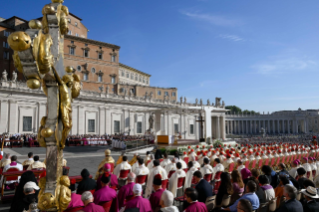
[{"left": 225, "top": 105, "right": 242, "bottom": 114}]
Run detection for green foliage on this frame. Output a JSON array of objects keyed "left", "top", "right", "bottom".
[
  {"left": 225, "top": 105, "right": 242, "bottom": 113},
  {"left": 160, "top": 148, "right": 166, "bottom": 154},
  {"left": 213, "top": 140, "right": 223, "bottom": 148},
  {"left": 169, "top": 149, "right": 178, "bottom": 155}
]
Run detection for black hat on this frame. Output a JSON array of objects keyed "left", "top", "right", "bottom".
[{"left": 153, "top": 174, "right": 162, "bottom": 186}]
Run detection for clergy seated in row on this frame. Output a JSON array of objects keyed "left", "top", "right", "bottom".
[
  {"left": 21, "top": 182, "right": 40, "bottom": 212},
  {"left": 146, "top": 154, "right": 155, "bottom": 170},
  {"left": 27, "top": 155, "right": 46, "bottom": 170},
  {"left": 160, "top": 153, "right": 171, "bottom": 169},
  {"left": 77, "top": 169, "right": 97, "bottom": 195},
  {"left": 96, "top": 163, "right": 118, "bottom": 190},
  {"left": 189, "top": 155, "right": 201, "bottom": 169},
  {"left": 93, "top": 172, "right": 117, "bottom": 205},
  {"left": 81, "top": 191, "right": 104, "bottom": 212},
  {"left": 149, "top": 174, "right": 165, "bottom": 212},
  {"left": 237, "top": 160, "right": 245, "bottom": 176},
  {"left": 1, "top": 153, "right": 11, "bottom": 168},
  {"left": 158, "top": 190, "right": 179, "bottom": 212},
  {"left": 185, "top": 161, "right": 198, "bottom": 188},
  {"left": 132, "top": 154, "right": 142, "bottom": 172},
  {"left": 133, "top": 158, "right": 150, "bottom": 178},
  {"left": 226, "top": 180, "right": 260, "bottom": 212},
  {"left": 67, "top": 179, "right": 84, "bottom": 209},
  {"left": 169, "top": 162, "right": 186, "bottom": 197},
  {"left": 22, "top": 152, "right": 34, "bottom": 167},
  {"left": 165, "top": 157, "right": 178, "bottom": 177},
  {"left": 213, "top": 158, "right": 225, "bottom": 179},
  {"left": 1, "top": 155, "right": 23, "bottom": 189},
  {"left": 200, "top": 158, "right": 214, "bottom": 182},
  {"left": 183, "top": 188, "right": 208, "bottom": 212},
  {"left": 144, "top": 151, "right": 151, "bottom": 165},
  {"left": 118, "top": 172, "right": 136, "bottom": 209},
  {"left": 193, "top": 171, "right": 213, "bottom": 203},
  {"left": 124, "top": 184, "right": 152, "bottom": 212},
  {"left": 114, "top": 156, "right": 132, "bottom": 178},
  {"left": 145, "top": 160, "right": 168, "bottom": 198}
]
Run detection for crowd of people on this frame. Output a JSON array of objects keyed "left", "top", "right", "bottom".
[
  {"left": 2, "top": 136, "right": 319, "bottom": 212},
  {"left": 0, "top": 133, "right": 154, "bottom": 149}
]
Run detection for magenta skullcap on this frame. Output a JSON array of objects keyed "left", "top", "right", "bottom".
[
  {"left": 293, "top": 160, "right": 299, "bottom": 165},
  {"left": 303, "top": 157, "right": 308, "bottom": 162},
  {"left": 104, "top": 163, "right": 111, "bottom": 170}
]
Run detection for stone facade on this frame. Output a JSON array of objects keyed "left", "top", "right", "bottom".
[
  {"left": 0, "top": 83, "right": 226, "bottom": 141},
  {"left": 225, "top": 109, "right": 319, "bottom": 135}
]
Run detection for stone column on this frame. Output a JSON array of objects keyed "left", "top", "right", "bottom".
[
  {"left": 129, "top": 110, "right": 134, "bottom": 135},
  {"left": 230, "top": 120, "right": 233, "bottom": 134},
  {"left": 155, "top": 111, "right": 162, "bottom": 139},
  {"left": 78, "top": 106, "right": 85, "bottom": 134},
  {"left": 167, "top": 112, "right": 172, "bottom": 135},
  {"left": 282, "top": 120, "right": 285, "bottom": 134},
  {"left": 221, "top": 116, "right": 226, "bottom": 139},
  {"left": 234, "top": 121, "right": 237, "bottom": 134},
  {"left": 164, "top": 111, "right": 168, "bottom": 135},
  {"left": 272, "top": 120, "right": 275, "bottom": 134},
  {"left": 217, "top": 116, "right": 220, "bottom": 139},
  {"left": 263, "top": 120, "right": 266, "bottom": 131},
  {"left": 267, "top": 120, "right": 270, "bottom": 134},
  {"left": 277, "top": 120, "right": 279, "bottom": 134},
  {"left": 8, "top": 100, "right": 18, "bottom": 134},
  {"left": 145, "top": 112, "right": 150, "bottom": 133},
  {"left": 99, "top": 107, "right": 105, "bottom": 135},
  {"left": 304, "top": 119, "right": 307, "bottom": 133},
  {"left": 204, "top": 107, "right": 212, "bottom": 140}
]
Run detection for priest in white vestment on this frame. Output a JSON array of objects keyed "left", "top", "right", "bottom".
[
  {"left": 134, "top": 158, "right": 150, "bottom": 177},
  {"left": 145, "top": 160, "right": 168, "bottom": 198},
  {"left": 168, "top": 162, "right": 186, "bottom": 197},
  {"left": 212, "top": 158, "right": 224, "bottom": 179},
  {"left": 189, "top": 155, "right": 200, "bottom": 169},
  {"left": 184, "top": 161, "right": 198, "bottom": 189},
  {"left": 165, "top": 158, "right": 178, "bottom": 176},
  {"left": 160, "top": 153, "right": 171, "bottom": 169},
  {"left": 200, "top": 158, "right": 214, "bottom": 181},
  {"left": 113, "top": 156, "right": 132, "bottom": 177}
]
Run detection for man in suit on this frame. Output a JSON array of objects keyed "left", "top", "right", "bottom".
[
  {"left": 301, "top": 186, "right": 319, "bottom": 212},
  {"left": 193, "top": 170, "right": 213, "bottom": 203},
  {"left": 276, "top": 184, "right": 303, "bottom": 212}
]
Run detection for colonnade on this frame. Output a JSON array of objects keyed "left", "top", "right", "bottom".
[{"left": 225, "top": 119, "right": 307, "bottom": 135}]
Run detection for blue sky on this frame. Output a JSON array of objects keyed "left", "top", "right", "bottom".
[{"left": 2, "top": 0, "right": 319, "bottom": 112}]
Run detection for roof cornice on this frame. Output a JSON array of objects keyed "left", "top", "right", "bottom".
[
  {"left": 65, "top": 35, "right": 120, "bottom": 50},
  {"left": 119, "top": 63, "right": 151, "bottom": 77}
]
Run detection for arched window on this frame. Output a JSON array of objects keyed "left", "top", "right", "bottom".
[
  {"left": 83, "top": 73, "right": 88, "bottom": 81},
  {"left": 77, "top": 66, "right": 81, "bottom": 72},
  {"left": 91, "top": 67, "right": 96, "bottom": 73}
]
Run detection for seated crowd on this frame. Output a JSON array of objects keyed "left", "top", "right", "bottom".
[{"left": 2, "top": 141, "right": 319, "bottom": 212}]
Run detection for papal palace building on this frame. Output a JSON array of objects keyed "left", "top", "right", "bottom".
[{"left": 0, "top": 14, "right": 317, "bottom": 141}]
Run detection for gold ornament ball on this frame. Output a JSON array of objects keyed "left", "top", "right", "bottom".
[
  {"left": 65, "top": 66, "right": 74, "bottom": 73},
  {"left": 51, "top": 0, "right": 64, "bottom": 3},
  {"left": 38, "top": 193, "right": 57, "bottom": 211},
  {"left": 29, "top": 20, "right": 42, "bottom": 29},
  {"left": 7, "top": 31, "right": 32, "bottom": 52},
  {"left": 41, "top": 127, "right": 54, "bottom": 138},
  {"left": 26, "top": 79, "right": 41, "bottom": 89}
]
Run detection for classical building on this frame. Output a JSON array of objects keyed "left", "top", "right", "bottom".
[
  {"left": 0, "top": 13, "right": 226, "bottom": 141},
  {"left": 225, "top": 109, "right": 319, "bottom": 135}
]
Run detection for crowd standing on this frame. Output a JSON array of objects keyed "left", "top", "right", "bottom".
[{"left": 1, "top": 136, "right": 319, "bottom": 212}]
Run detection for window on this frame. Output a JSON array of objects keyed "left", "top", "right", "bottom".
[
  {"left": 98, "top": 75, "right": 102, "bottom": 82},
  {"left": 83, "top": 73, "right": 88, "bottom": 81},
  {"left": 77, "top": 65, "right": 81, "bottom": 72},
  {"left": 146, "top": 80, "right": 149, "bottom": 84},
  {"left": 84, "top": 50, "right": 89, "bottom": 57},
  {"left": 172, "top": 92, "right": 176, "bottom": 97},
  {"left": 111, "top": 76, "right": 116, "bottom": 84},
  {"left": 70, "top": 47, "right": 75, "bottom": 55},
  {"left": 98, "top": 52, "right": 102, "bottom": 59},
  {"left": 85, "top": 44, "right": 88, "bottom": 46},
  {"left": 68, "top": 30, "right": 72, "bottom": 35},
  {"left": 190, "top": 124, "right": 194, "bottom": 134},
  {"left": 111, "top": 55, "right": 116, "bottom": 62},
  {"left": 3, "top": 42, "right": 9, "bottom": 48},
  {"left": 75, "top": 33, "right": 79, "bottom": 37},
  {"left": 137, "top": 122, "right": 142, "bottom": 133},
  {"left": 174, "top": 124, "right": 179, "bottom": 133},
  {"left": 67, "top": 18, "right": 71, "bottom": 23},
  {"left": 3, "top": 52, "right": 9, "bottom": 60},
  {"left": 121, "top": 71, "right": 124, "bottom": 77},
  {"left": 91, "top": 67, "right": 96, "bottom": 73},
  {"left": 143, "top": 78, "right": 145, "bottom": 83},
  {"left": 71, "top": 41, "right": 74, "bottom": 44},
  {"left": 126, "top": 73, "right": 129, "bottom": 78},
  {"left": 75, "top": 22, "right": 78, "bottom": 26},
  {"left": 135, "top": 75, "right": 138, "bottom": 81},
  {"left": 88, "top": 119, "right": 95, "bottom": 132},
  {"left": 3, "top": 31, "right": 10, "bottom": 37},
  {"left": 23, "top": 117, "right": 32, "bottom": 132},
  {"left": 164, "top": 92, "right": 169, "bottom": 96},
  {"left": 114, "top": 121, "right": 120, "bottom": 133},
  {"left": 131, "top": 74, "right": 134, "bottom": 79},
  {"left": 139, "top": 77, "right": 142, "bottom": 82},
  {"left": 158, "top": 91, "right": 161, "bottom": 95}
]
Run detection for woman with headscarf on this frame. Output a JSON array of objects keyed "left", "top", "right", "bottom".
[
  {"left": 77, "top": 169, "right": 97, "bottom": 194},
  {"left": 9, "top": 171, "right": 38, "bottom": 212}
]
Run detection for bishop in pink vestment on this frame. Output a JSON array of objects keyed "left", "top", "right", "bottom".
[
  {"left": 118, "top": 182, "right": 135, "bottom": 208},
  {"left": 125, "top": 196, "right": 152, "bottom": 212},
  {"left": 149, "top": 174, "right": 165, "bottom": 212},
  {"left": 184, "top": 201, "right": 208, "bottom": 212},
  {"left": 67, "top": 193, "right": 84, "bottom": 209},
  {"left": 93, "top": 185, "right": 117, "bottom": 205},
  {"left": 96, "top": 173, "right": 118, "bottom": 190},
  {"left": 82, "top": 202, "right": 104, "bottom": 212},
  {"left": 125, "top": 184, "right": 152, "bottom": 212}
]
